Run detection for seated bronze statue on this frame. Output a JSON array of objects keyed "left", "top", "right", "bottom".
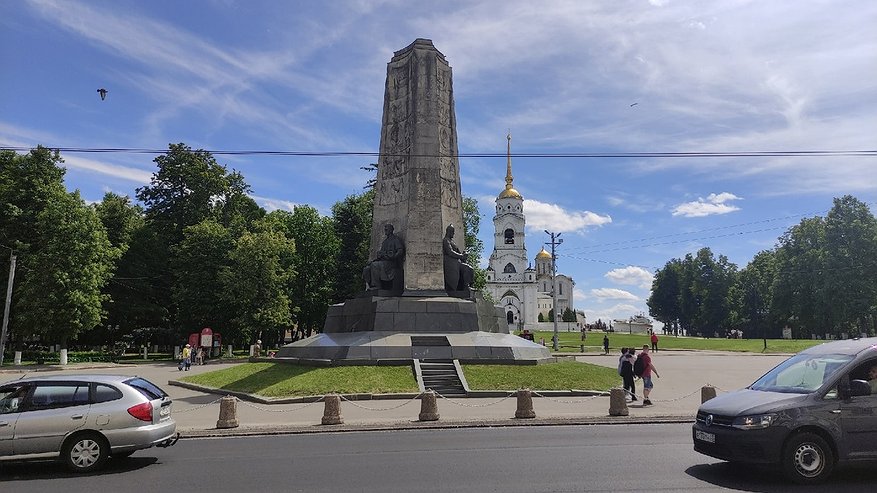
[
  {"left": 442, "top": 224, "right": 473, "bottom": 292},
  {"left": 363, "top": 223, "right": 404, "bottom": 292}
]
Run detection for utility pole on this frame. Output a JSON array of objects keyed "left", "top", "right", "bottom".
[
  {"left": 544, "top": 230, "right": 563, "bottom": 351},
  {"left": 0, "top": 251, "right": 16, "bottom": 368}
]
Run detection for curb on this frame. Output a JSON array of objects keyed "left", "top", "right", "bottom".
[{"left": 176, "top": 415, "right": 696, "bottom": 438}]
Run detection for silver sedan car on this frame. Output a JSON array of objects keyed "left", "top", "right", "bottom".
[{"left": 0, "top": 374, "right": 177, "bottom": 472}]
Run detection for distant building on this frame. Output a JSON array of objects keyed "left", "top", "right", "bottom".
[{"left": 485, "top": 134, "right": 575, "bottom": 330}]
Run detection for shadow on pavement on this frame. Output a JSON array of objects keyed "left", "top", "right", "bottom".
[
  {"left": 685, "top": 461, "right": 877, "bottom": 492},
  {"left": 0, "top": 456, "right": 159, "bottom": 481}
]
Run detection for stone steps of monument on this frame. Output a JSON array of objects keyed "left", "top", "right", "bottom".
[{"left": 418, "top": 360, "right": 466, "bottom": 396}]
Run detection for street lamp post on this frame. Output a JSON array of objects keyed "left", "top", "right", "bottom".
[{"left": 544, "top": 230, "right": 563, "bottom": 351}]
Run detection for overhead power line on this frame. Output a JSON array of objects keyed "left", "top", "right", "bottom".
[{"left": 2, "top": 146, "right": 875, "bottom": 159}]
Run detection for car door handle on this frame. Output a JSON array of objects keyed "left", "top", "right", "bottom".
[
  {"left": 0, "top": 421, "right": 8, "bottom": 427},
  {"left": 830, "top": 410, "right": 841, "bottom": 414},
  {"left": 70, "top": 414, "right": 84, "bottom": 420}
]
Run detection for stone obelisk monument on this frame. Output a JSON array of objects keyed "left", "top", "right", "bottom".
[
  {"left": 276, "top": 39, "right": 551, "bottom": 363},
  {"left": 371, "top": 38, "right": 463, "bottom": 293}
]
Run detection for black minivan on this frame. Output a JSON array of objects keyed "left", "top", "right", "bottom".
[{"left": 693, "top": 337, "right": 877, "bottom": 484}]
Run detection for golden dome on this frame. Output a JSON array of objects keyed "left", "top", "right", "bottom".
[
  {"left": 498, "top": 186, "right": 522, "bottom": 199},
  {"left": 536, "top": 248, "right": 552, "bottom": 260}
]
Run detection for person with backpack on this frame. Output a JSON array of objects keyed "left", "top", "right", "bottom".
[
  {"left": 638, "top": 344, "right": 660, "bottom": 406},
  {"left": 618, "top": 348, "right": 637, "bottom": 402}
]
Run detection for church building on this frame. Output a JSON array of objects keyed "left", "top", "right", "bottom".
[{"left": 485, "top": 135, "right": 575, "bottom": 330}]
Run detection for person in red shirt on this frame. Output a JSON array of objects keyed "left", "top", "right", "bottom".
[
  {"left": 650, "top": 331, "right": 659, "bottom": 352},
  {"left": 640, "top": 344, "right": 660, "bottom": 406}
]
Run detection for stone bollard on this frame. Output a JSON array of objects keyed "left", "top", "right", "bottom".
[
  {"left": 321, "top": 394, "right": 343, "bottom": 425},
  {"left": 514, "top": 388, "right": 536, "bottom": 419},
  {"left": 701, "top": 385, "right": 717, "bottom": 403},
  {"left": 216, "top": 395, "right": 239, "bottom": 429},
  {"left": 418, "top": 390, "right": 440, "bottom": 421},
  {"left": 608, "top": 388, "right": 629, "bottom": 416}
]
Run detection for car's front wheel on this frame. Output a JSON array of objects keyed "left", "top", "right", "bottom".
[
  {"left": 63, "top": 432, "right": 109, "bottom": 473},
  {"left": 782, "top": 432, "right": 834, "bottom": 484}
]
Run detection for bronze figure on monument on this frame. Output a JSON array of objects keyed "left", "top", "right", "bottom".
[{"left": 363, "top": 223, "right": 404, "bottom": 294}]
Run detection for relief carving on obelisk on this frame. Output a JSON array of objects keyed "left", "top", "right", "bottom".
[{"left": 370, "top": 39, "right": 464, "bottom": 292}]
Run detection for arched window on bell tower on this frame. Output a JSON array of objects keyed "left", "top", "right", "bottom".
[
  {"left": 504, "top": 228, "right": 515, "bottom": 244},
  {"left": 503, "top": 263, "right": 516, "bottom": 273}
]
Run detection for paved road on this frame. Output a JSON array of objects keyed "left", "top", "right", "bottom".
[{"left": 2, "top": 424, "right": 876, "bottom": 492}]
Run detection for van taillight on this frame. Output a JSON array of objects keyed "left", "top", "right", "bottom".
[{"left": 127, "top": 402, "right": 153, "bottom": 422}]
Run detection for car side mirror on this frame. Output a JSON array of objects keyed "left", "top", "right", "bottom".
[{"left": 849, "top": 379, "right": 871, "bottom": 397}]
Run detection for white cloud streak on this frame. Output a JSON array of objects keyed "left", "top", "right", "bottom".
[
  {"left": 590, "top": 288, "right": 639, "bottom": 301},
  {"left": 604, "top": 266, "right": 655, "bottom": 290},
  {"left": 524, "top": 199, "right": 612, "bottom": 233},
  {"left": 672, "top": 192, "right": 742, "bottom": 217}
]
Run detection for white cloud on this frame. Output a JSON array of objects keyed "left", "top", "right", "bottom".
[
  {"left": 672, "top": 192, "right": 742, "bottom": 217},
  {"left": 251, "top": 195, "right": 299, "bottom": 212},
  {"left": 590, "top": 288, "right": 639, "bottom": 301},
  {"left": 63, "top": 155, "right": 153, "bottom": 184},
  {"left": 582, "top": 303, "right": 640, "bottom": 325},
  {"left": 604, "top": 266, "right": 655, "bottom": 290},
  {"left": 524, "top": 199, "right": 612, "bottom": 233}
]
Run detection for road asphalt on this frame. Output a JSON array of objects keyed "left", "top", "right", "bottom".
[{"left": 0, "top": 350, "right": 790, "bottom": 437}]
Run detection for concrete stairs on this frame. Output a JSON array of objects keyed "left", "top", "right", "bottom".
[{"left": 415, "top": 359, "right": 467, "bottom": 396}]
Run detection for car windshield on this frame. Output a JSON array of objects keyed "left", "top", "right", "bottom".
[{"left": 749, "top": 353, "right": 853, "bottom": 394}]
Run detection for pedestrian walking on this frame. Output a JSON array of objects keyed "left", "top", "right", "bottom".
[
  {"left": 639, "top": 344, "right": 660, "bottom": 405},
  {"left": 618, "top": 348, "right": 637, "bottom": 401},
  {"left": 181, "top": 343, "right": 192, "bottom": 371},
  {"left": 196, "top": 346, "right": 204, "bottom": 365},
  {"left": 650, "top": 331, "right": 659, "bottom": 352},
  {"left": 602, "top": 334, "right": 609, "bottom": 355}
]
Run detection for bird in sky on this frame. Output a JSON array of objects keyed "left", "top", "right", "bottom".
[
  {"left": 97, "top": 88, "right": 108, "bottom": 101},
  {"left": 630, "top": 102, "right": 638, "bottom": 107}
]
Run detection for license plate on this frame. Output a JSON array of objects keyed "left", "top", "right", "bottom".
[
  {"left": 695, "top": 430, "right": 715, "bottom": 443},
  {"left": 160, "top": 406, "right": 171, "bottom": 419}
]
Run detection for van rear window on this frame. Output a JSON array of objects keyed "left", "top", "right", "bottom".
[{"left": 125, "top": 378, "right": 168, "bottom": 400}]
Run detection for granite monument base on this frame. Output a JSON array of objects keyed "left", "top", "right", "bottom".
[
  {"left": 275, "top": 293, "right": 552, "bottom": 363},
  {"left": 274, "top": 330, "right": 552, "bottom": 363}
]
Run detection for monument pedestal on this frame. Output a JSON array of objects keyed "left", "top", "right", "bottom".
[{"left": 276, "top": 292, "right": 552, "bottom": 363}]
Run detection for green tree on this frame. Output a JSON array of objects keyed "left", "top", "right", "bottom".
[
  {"left": 462, "top": 196, "right": 487, "bottom": 291},
  {"left": 134, "top": 143, "right": 258, "bottom": 335},
  {"left": 221, "top": 230, "right": 295, "bottom": 346},
  {"left": 772, "top": 216, "right": 828, "bottom": 338},
  {"left": 689, "top": 248, "right": 737, "bottom": 337},
  {"left": 16, "top": 190, "right": 118, "bottom": 347},
  {"left": 91, "top": 192, "right": 145, "bottom": 346},
  {"left": 263, "top": 207, "right": 336, "bottom": 336},
  {"left": 731, "top": 250, "right": 777, "bottom": 341},
  {"left": 647, "top": 258, "right": 683, "bottom": 332},
  {"left": 330, "top": 190, "right": 373, "bottom": 302},
  {"left": 823, "top": 195, "right": 877, "bottom": 336},
  {"left": 561, "top": 306, "right": 576, "bottom": 322},
  {"left": 171, "top": 220, "right": 235, "bottom": 333}
]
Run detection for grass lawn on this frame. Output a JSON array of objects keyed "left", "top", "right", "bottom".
[
  {"left": 463, "top": 362, "right": 618, "bottom": 391},
  {"left": 177, "top": 336, "right": 829, "bottom": 398},
  {"left": 537, "top": 331, "right": 823, "bottom": 354},
  {"left": 181, "top": 360, "right": 619, "bottom": 397},
  {"left": 180, "top": 363, "right": 419, "bottom": 398}
]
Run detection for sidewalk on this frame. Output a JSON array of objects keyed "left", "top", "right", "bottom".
[{"left": 0, "top": 350, "right": 790, "bottom": 437}]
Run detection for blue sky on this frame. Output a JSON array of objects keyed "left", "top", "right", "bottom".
[{"left": 2, "top": 0, "right": 876, "bottom": 327}]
